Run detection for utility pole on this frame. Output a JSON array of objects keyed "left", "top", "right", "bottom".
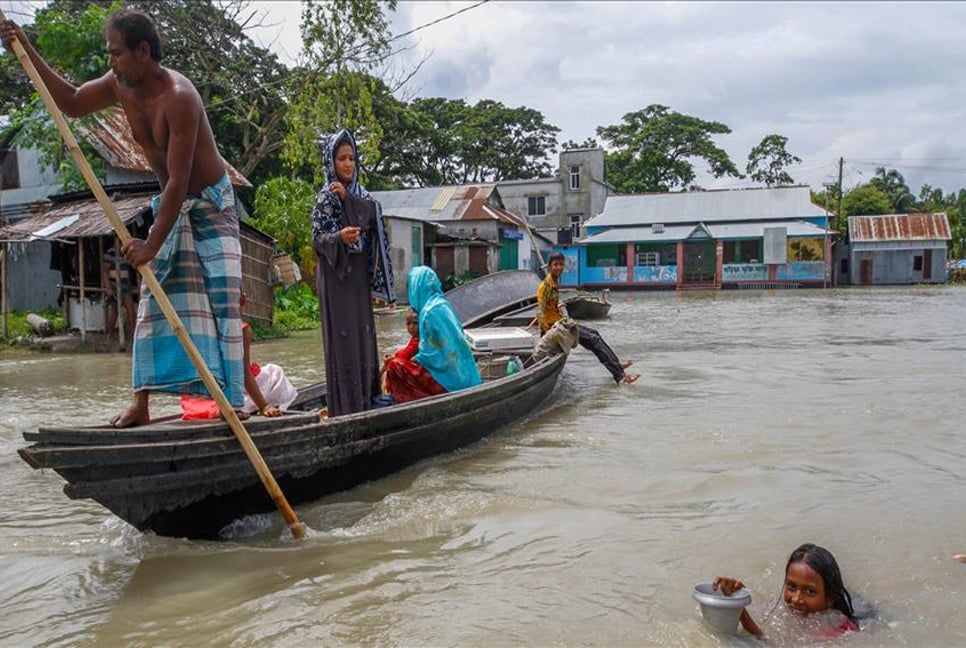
[{"left": 837, "top": 157, "right": 844, "bottom": 231}]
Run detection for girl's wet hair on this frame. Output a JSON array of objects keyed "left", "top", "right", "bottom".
[{"left": 786, "top": 543, "right": 856, "bottom": 622}]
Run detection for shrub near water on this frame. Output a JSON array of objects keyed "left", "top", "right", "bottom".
[
  {"left": 0, "top": 309, "right": 67, "bottom": 345},
  {"left": 273, "top": 283, "right": 320, "bottom": 332}
]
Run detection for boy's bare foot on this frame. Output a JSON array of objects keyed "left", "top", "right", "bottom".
[
  {"left": 954, "top": 554, "right": 966, "bottom": 563},
  {"left": 622, "top": 372, "right": 641, "bottom": 384},
  {"left": 109, "top": 406, "right": 150, "bottom": 428},
  {"left": 620, "top": 360, "right": 633, "bottom": 369}
]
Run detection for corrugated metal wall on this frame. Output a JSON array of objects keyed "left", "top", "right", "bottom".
[{"left": 850, "top": 245, "right": 947, "bottom": 285}]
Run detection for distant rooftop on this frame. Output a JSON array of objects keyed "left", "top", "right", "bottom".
[{"left": 586, "top": 186, "right": 826, "bottom": 228}]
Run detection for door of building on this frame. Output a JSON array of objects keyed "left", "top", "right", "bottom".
[
  {"left": 923, "top": 249, "right": 932, "bottom": 280},
  {"left": 683, "top": 241, "right": 716, "bottom": 284},
  {"left": 499, "top": 238, "right": 518, "bottom": 270},
  {"left": 859, "top": 258, "right": 873, "bottom": 285},
  {"left": 469, "top": 246, "right": 488, "bottom": 275}
]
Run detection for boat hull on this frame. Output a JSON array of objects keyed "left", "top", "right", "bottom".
[
  {"left": 19, "top": 353, "right": 566, "bottom": 539},
  {"left": 564, "top": 296, "right": 612, "bottom": 320}
]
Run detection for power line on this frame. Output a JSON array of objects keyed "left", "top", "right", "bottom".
[
  {"left": 209, "top": 0, "right": 491, "bottom": 112},
  {"left": 389, "top": 0, "right": 490, "bottom": 43}
]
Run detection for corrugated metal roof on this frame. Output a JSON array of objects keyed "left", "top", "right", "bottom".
[
  {"left": 580, "top": 219, "right": 831, "bottom": 244},
  {"left": 372, "top": 184, "right": 520, "bottom": 226},
  {"left": 0, "top": 194, "right": 151, "bottom": 241},
  {"left": 0, "top": 191, "right": 273, "bottom": 243},
  {"left": 586, "top": 186, "right": 826, "bottom": 228},
  {"left": 430, "top": 187, "right": 455, "bottom": 211},
  {"left": 77, "top": 108, "right": 251, "bottom": 187},
  {"left": 848, "top": 213, "right": 951, "bottom": 242}
]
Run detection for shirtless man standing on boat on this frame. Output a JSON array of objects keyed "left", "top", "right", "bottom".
[{"left": 2, "top": 10, "right": 245, "bottom": 428}]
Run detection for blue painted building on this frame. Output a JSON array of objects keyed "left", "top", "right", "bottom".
[{"left": 552, "top": 186, "right": 834, "bottom": 290}]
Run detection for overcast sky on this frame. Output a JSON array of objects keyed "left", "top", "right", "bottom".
[
  {"left": 7, "top": 0, "right": 965, "bottom": 195},
  {"left": 245, "top": 0, "right": 965, "bottom": 195}
]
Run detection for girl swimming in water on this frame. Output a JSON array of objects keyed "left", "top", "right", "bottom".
[{"left": 714, "top": 543, "right": 859, "bottom": 640}]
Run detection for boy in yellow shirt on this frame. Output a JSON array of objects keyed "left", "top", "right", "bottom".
[{"left": 536, "top": 252, "right": 640, "bottom": 384}]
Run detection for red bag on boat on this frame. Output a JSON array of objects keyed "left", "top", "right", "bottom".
[{"left": 180, "top": 395, "right": 221, "bottom": 420}]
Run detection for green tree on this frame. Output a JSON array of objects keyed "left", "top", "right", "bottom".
[
  {"left": 562, "top": 138, "right": 599, "bottom": 150},
  {"left": 2, "top": 1, "right": 118, "bottom": 191},
  {"left": 869, "top": 167, "right": 915, "bottom": 212},
  {"left": 390, "top": 98, "right": 559, "bottom": 186},
  {"left": 918, "top": 184, "right": 966, "bottom": 259},
  {"left": 4, "top": 0, "right": 294, "bottom": 189},
  {"left": 281, "top": 0, "right": 397, "bottom": 185},
  {"left": 841, "top": 184, "right": 892, "bottom": 217},
  {"left": 746, "top": 134, "right": 801, "bottom": 187},
  {"left": 596, "top": 104, "right": 742, "bottom": 192},
  {"left": 252, "top": 176, "right": 316, "bottom": 279}
]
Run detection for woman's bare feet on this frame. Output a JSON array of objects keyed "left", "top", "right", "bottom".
[
  {"left": 622, "top": 372, "right": 641, "bottom": 384},
  {"left": 620, "top": 360, "right": 634, "bottom": 369}
]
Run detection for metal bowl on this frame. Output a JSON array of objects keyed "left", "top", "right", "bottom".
[{"left": 692, "top": 582, "right": 752, "bottom": 634}]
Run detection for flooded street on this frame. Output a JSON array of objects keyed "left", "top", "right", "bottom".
[{"left": 1, "top": 286, "right": 963, "bottom": 646}]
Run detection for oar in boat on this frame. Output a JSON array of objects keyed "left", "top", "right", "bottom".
[{"left": 0, "top": 8, "right": 307, "bottom": 540}]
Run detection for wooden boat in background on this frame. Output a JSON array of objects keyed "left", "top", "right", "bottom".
[
  {"left": 445, "top": 270, "right": 541, "bottom": 327},
  {"left": 563, "top": 290, "right": 612, "bottom": 320},
  {"left": 18, "top": 272, "right": 566, "bottom": 539}
]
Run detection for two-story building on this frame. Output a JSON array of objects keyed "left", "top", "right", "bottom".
[{"left": 497, "top": 148, "right": 611, "bottom": 245}]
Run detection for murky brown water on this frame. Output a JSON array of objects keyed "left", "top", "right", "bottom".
[{"left": 1, "top": 287, "right": 964, "bottom": 646}]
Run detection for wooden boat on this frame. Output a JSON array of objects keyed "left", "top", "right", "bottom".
[
  {"left": 563, "top": 291, "right": 612, "bottom": 320},
  {"left": 445, "top": 270, "right": 541, "bottom": 327},
  {"left": 18, "top": 293, "right": 566, "bottom": 539}
]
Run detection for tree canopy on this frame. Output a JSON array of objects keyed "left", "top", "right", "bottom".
[
  {"left": 841, "top": 184, "right": 893, "bottom": 217},
  {"left": 2, "top": 0, "right": 293, "bottom": 188},
  {"left": 746, "top": 134, "right": 801, "bottom": 187},
  {"left": 868, "top": 166, "right": 915, "bottom": 213},
  {"left": 596, "top": 104, "right": 742, "bottom": 192}
]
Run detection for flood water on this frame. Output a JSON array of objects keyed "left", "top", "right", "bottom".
[{"left": 1, "top": 286, "right": 963, "bottom": 646}]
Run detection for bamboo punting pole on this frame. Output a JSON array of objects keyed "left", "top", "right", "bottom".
[{"left": 1, "top": 10, "right": 306, "bottom": 540}]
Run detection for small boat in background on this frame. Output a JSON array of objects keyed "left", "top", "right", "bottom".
[{"left": 564, "top": 289, "right": 612, "bottom": 320}]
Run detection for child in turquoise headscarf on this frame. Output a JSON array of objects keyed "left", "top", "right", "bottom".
[{"left": 385, "top": 266, "right": 481, "bottom": 401}]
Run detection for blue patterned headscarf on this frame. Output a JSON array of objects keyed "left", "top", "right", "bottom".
[{"left": 310, "top": 128, "right": 395, "bottom": 303}]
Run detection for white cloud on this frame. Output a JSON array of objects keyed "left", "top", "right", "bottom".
[
  {"left": 377, "top": 0, "right": 966, "bottom": 193},
  {"left": 11, "top": 0, "right": 961, "bottom": 193}
]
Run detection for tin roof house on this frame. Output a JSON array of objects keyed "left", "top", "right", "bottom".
[
  {"left": 371, "top": 184, "right": 546, "bottom": 291},
  {"left": 840, "top": 213, "right": 951, "bottom": 285},
  {"left": 552, "top": 185, "right": 834, "bottom": 291}
]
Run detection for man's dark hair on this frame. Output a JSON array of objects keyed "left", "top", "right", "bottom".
[
  {"left": 548, "top": 251, "right": 565, "bottom": 264},
  {"left": 106, "top": 9, "right": 163, "bottom": 62}
]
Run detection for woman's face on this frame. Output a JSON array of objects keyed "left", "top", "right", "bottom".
[
  {"left": 334, "top": 142, "right": 355, "bottom": 184},
  {"left": 783, "top": 560, "right": 830, "bottom": 615}
]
